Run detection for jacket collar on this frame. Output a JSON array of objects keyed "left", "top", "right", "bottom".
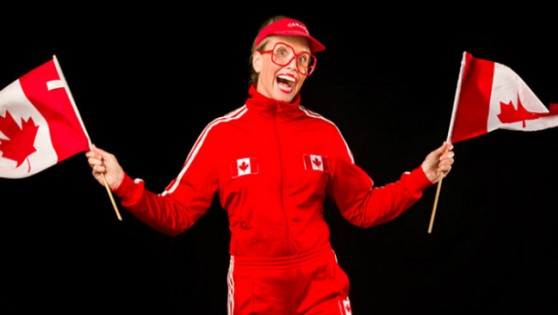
[{"left": 245, "top": 84, "right": 301, "bottom": 114}]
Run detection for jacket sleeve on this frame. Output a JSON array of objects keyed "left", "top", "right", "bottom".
[
  {"left": 327, "top": 131, "right": 433, "bottom": 228},
  {"left": 113, "top": 123, "right": 221, "bottom": 237}
]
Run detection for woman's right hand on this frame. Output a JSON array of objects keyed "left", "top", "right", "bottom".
[{"left": 85, "top": 144, "right": 125, "bottom": 190}]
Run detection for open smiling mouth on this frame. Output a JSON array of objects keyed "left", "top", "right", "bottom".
[{"left": 277, "top": 74, "right": 295, "bottom": 93}]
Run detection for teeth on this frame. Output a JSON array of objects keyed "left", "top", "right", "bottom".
[{"left": 278, "top": 75, "right": 295, "bottom": 82}]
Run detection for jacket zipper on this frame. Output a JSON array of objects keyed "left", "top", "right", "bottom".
[{"left": 273, "top": 101, "right": 291, "bottom": 254}]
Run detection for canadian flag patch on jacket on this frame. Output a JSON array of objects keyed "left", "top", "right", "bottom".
[
  {"left": 338, "top": 296, "right": 352, "bottom": 315},
  {"left": 303, "top": 154, "right": 329, "bottom": 172},
  {"left": 230, "top": 157, "right": 259, "bottom": 178}
]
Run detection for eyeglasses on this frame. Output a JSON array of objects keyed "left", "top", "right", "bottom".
[{"left": 260, "top": 42, "right": 317, "bottom": 76}]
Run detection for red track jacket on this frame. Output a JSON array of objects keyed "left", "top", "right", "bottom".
[{"left": 114, "top": 85, "right": 433, "bottom": 257}]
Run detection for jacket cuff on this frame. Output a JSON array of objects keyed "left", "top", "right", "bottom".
[
  {"left": 404, "top": 166, "right": 433, "bottom": 193},
  {"left": 114, "top": 173, "right": 145, "bottom": 206}
]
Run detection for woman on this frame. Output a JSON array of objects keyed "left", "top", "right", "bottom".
[{"left": 86, "top": 15, "right": 454, "bottom": 315}]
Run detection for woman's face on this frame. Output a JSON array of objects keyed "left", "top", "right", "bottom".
[{"left": 253, "top": 35, "right": 312, "bottom": 103}]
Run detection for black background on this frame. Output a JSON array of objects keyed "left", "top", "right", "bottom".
[{"left": 1, "top": 6, "right": 556, "bottom": 314}]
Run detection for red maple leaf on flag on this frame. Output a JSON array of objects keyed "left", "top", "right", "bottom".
[
  {"left": 239, "top": 161, "right": 249, "bottom": 171},
  {"left": 312, "top": 156, "right": 322, "bottom": 168},
  {"left": 497, "top": 94, "right": 558, "bottom": 128},
  {"left": 0, "top": 110, "right": 39, "bottom": 171}
]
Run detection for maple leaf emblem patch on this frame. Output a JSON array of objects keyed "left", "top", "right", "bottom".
[
  {"left": 0, "top": 111, "right": 39, "bottom": 171},
  {"left": 230, "top": 157, "right": 259, "bottom": 178},
  {"left": 303, "top": 154, "right": 329, "bottom": 172},
  {"left": 338, "top": 296, "right": 352, "bottom": 315}
]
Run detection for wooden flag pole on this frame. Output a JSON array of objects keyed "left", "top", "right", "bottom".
[
  {"left": 53, "top": 54, "right": 122, "bottom": 221},
  {"left": 428, "top": 176, "right": 443, "bottom": 234},
  {"left": 428, "top": 51, "right": 467, "bottom": 234},
  {"left": 102, "top": 173, "right": 122, "bottom": 221}
]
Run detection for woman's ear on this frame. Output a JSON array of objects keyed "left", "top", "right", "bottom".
[{"left": 252, "top": 52, "right": 262, "bottom": 73}]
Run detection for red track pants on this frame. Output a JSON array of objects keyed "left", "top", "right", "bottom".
[{"left": 227, "top": 245, "right": 353, "bottom": 315}]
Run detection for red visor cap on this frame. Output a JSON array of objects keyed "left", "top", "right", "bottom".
[{"left": 254, "top": 17, "right": 326, "bottom": 53}]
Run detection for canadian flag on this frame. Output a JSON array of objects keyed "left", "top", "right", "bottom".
[
  {"left": 338, "top": 296, "right": 352, "bottom": 315},
  {"left": 0, "top": 56, "right": 90, "bottom": 178},
  {"left": 230, "top": 157, "right": 259, "bottom": 178},
  {"left": 303, "top": 154, "right": 329, "bottom": 172},
  {"left": 449, "top": 51, "right": 558, "bottom": 143}
]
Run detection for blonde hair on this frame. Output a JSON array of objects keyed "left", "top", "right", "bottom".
[{"left": 248, "top": 15, "right": 287, "bottom": 86}]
